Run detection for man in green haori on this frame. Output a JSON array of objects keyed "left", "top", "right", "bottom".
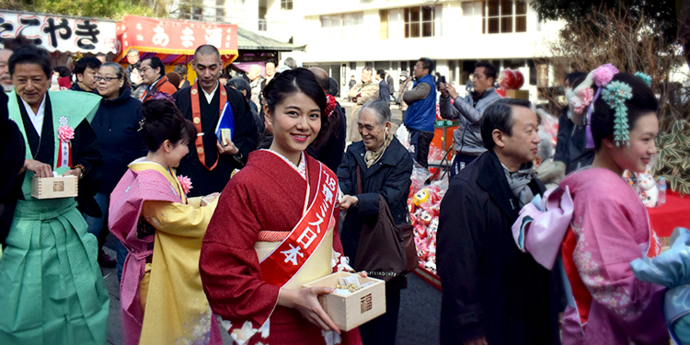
[{"left": 0, "top": 45, "right": 109, "bottom": 344}]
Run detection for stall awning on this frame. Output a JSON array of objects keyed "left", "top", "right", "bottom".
[
  {"left": 0, "top": 10, "right": 117, "bottom": 54},
  {"left": 115, "top": 15, "right": 239, "bottom": 67},
  {"left": 236, "top": 26, "right": 305, "bottom": 52}
]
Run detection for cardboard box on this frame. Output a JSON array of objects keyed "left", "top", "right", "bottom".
[
  {"left": 303, "top": 272, "right": 386, "bottom": 331},
  {"left": 505, "top": 89, "right": 529, "bottom": 100},
  {"left": 31, "top": 175, "right": 78, "bottom": 199}
]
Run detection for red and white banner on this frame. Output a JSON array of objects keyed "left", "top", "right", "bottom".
[
  {"left": 115, "top": 15, "right": 238, "bottom": 65},
  {"left": 0, "top": 10, "right": 117, "bottom": 54},
  {"left": 260, "top": 165, "right": 339, "bottom": 287}
]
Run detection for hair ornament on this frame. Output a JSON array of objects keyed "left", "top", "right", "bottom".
[
  {"left": 137, "top": 118, "right": 145, "bottom": 132},
  {"left": 602, "top": 81, "right": 633, "bottom": 148},
  {"left": 565, "top": 63, "right": 629, "bottom": 149},
  {"left": 150, "top": 91, "right": 175, "bottom": 103},
  {"left": 325, "top": 94, "right": 337, "bottom": 117},
  {"left": 592, "top": 63, "right": 618, "bottom": 87},
  {"left": 634, "top": 72, "right": 652, "bottom": 87}
]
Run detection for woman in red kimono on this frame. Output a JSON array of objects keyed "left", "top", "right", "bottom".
[{"left": 200, "top": 68, "right": 361, "bottom": 345}]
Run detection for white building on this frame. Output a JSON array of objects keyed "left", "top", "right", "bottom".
[{"left": 171, "top": 0, "right": 564, "bottom": 102}]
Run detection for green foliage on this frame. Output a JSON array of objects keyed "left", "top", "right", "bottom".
[
  {"left": 531, "top": 0, "right": 678, "bottom": 41},
  {"left": 537, "top": 4, "right": 690, "bottom": 196},
  {"left": 0, "top": 0, "right": 169, "bottom": 20},
  {"left": 653, "top": 116, "right": 690, "bottom": 196}
]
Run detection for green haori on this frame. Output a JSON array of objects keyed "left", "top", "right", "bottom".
[{"left": 7, "top": 90, "right": 101, "bottom": 199}]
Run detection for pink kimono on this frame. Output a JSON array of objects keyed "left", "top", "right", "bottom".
[
  {"left": 514, "top": 168, "right": 668, "bottom": 344},
  {"left": 109, "top": 160, "right": 221, "bottom": 345}
]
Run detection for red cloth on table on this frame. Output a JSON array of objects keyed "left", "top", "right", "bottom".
[{"left": 648, "top": 190, "right": 690, "bottom": 237}]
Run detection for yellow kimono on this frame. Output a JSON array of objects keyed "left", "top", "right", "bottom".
[{"left": 109, "top": 159, "right": 221, "bottom": 345}]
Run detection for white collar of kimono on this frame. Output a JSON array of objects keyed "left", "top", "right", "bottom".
[
  {"left": 263, "top": 149, "right": 306, "bottom": 180},
  {"left": 202, "top": 81, "right": 219, "bottom": 104}
]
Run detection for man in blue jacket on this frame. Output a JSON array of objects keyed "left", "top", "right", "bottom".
[{"left": 402, "top": 57, "right": 437, "bottom": 168}]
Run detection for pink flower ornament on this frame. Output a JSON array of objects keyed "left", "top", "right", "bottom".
[
  {"left": 573, "top": 87, "right": 594, "bottom": 114},
  {"left": 592, "top": 63, "right": 619, "bottom": 87},
  {"left": 178, "top": 175, "right": 193, "bottom": 195},
  {"left": 58, "top": 125, "right": 75, "bottom": 142}
]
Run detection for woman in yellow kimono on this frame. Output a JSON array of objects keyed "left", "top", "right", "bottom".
[{"left": 109, "top": 99, "right": 222, "bottom": 345}]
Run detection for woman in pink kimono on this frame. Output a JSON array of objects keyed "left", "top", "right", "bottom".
[
  {"left": 109, "top": 99, "right": 222, "bottom": 345},
  {"left": 514, "top": 68, "right": 668, "bottom": 344}
]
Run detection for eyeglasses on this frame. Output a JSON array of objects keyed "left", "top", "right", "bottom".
[{"left": 94, "top": 76, "right": 121, "bottom": 82}]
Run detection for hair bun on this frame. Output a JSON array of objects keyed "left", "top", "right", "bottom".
[{"left": 142, "top": 98, "right": 180, "bottom": 121}]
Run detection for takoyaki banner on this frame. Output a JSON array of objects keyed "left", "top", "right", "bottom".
[{"left": 0, "top": 10, "right": 118, "bottom": 54}]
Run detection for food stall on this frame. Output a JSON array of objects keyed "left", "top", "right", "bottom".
[
  {"left": 114, "top": 15, "right": 239, "bottom": 81},
  {"left": 0, "top": 10, "right": 118, "bottom": 66}
]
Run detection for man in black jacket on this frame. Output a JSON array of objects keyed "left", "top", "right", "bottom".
[
  {"left": 70, "top": 57, "right": 101, "bottom": 93},
  {"left": 553, "top": 72, "right": 594, "bottom": 174},
  {"left": 174, "top": 45, "right": 258, "bottom": 197},
  {"left": 438, "top": 98, "right": 559, "bottom": 345},
  {"left": 375, "top": 69, "right": 390, "bottom": 104}
]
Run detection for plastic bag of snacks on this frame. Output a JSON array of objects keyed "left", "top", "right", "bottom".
[
  {"left": 536, "top": 108, "right": 558, "bottom": 146},
  {"left": 408, "top": 177, "right": 449, "bottom": 275}
]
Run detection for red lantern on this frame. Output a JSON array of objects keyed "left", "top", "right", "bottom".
[
  {"left": 499, "top": 69, "right": 517, "bottom": 90},
  {"left": 513, "top": 70, "right": 524, "bottom": 89}
]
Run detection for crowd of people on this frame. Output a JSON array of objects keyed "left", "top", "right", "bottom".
[{"left": 0, "top": 34, "right": 677, "bottom": 345}]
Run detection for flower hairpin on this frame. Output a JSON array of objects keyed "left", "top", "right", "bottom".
[
  {"left": 602, "top": 81, "right": 633, "bottom": 148},
  {"left": 325, "top": 94, "right": 337, "bottom": 118},
  {"left": 566, "top": 63, "right": 624, "bottom": 149},
  {"left": 635, "top": 72, "right": 652, "bottom": 87}
]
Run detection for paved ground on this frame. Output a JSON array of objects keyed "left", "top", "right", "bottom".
[{"left": 100, "top": 101, "right": 441, "bottom": 345}]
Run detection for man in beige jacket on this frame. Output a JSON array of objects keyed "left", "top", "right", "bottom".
[{"left": 347, "top": 66, "right": 379, "bottom": 143}]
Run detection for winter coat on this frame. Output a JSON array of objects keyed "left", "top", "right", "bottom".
[
  {"left": 535, "top": 159, "right": 565, "bottom": 190},
  {"left": 346, "top": 81, "right": 379, "bottom": 142},
  {"left": 306, "top": 103, "right": 346, "bottom": 173},
  {"left": 377, "top": 80, "right": 391, "bottom": 104},
  {"left": 386, "top": 75, "right": 395, "bottom": 94},
  {"left": 398, "top": 78, "right": 414, "bottom": 112},
  {"left": 69, "top": 82, "right": 95, "bottom": 93},
  {"left": 337, "top": 137, "right": 413, "bottom": 266},
  {"left": 90, "top": 86, "right": 146, "bottom": 194},
  {"left": 553, "top": 108, "right": 594, "bottom": 174},
  {"left": 438, "top": 150, "right": 559, "bottom": 345},
  {"left": 439, "top": 88, "right": 501, "bottom": 156}
]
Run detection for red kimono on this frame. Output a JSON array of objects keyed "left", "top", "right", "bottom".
[{"left": 200, "top": 150, "right": 362, "bottom": 345}]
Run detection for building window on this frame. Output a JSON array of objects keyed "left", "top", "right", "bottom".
[
  {"left": 281, "top": 0, "right": 293, "bottom": 10},
  {"left": 483, "top": 0, "right": 527, "bottom": 34},
  {"left": 403, "top": 6, "right": 436, "bottom": 38},
  {"left": 321, "top": 12, "right": 364, "bottom": 42}
]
